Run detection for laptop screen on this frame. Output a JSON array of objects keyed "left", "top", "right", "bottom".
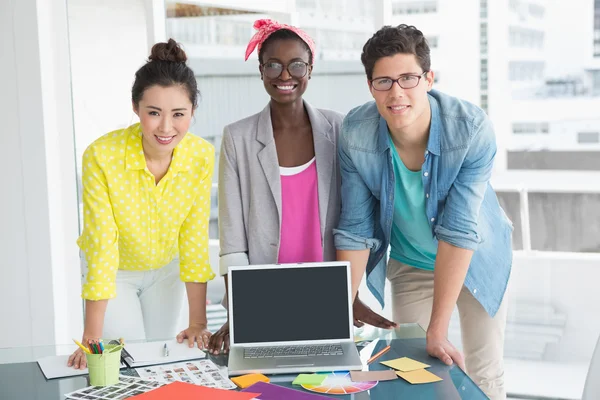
[{"left": 230, "top": 264, "right": 351, "bottom": 344}]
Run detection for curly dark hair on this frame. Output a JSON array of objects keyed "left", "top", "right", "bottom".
[
  {"left": 361, "top": 24, "right": 431, "bottom": 80},
  {"left": 258, "top": 29, "right": 313, "bottom": 65}
]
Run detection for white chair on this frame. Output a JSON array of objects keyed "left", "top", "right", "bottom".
[{"left": 582, "top": 334, "right": 600, "bottom": 400}]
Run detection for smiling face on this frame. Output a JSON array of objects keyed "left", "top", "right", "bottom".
[
  {"left": 259, "top": 38, "right": 312, "bottom": 105},
  {"left": 369, "top": 53, "right": 434, "bottom": 135},
  {"left": 133, "top": 84, "right": 193, "bottom": 156}
]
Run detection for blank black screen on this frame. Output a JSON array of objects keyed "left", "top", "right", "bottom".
[{"left": 230, "top": 265, "right": 350, "bottom": 344}]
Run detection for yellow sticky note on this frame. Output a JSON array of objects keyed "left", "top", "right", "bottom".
[
  {"left": 380, "top": 357, "right": 430, "bottom": 372},
  {"left": 354, "top": 336, "right": 364, "bottom": 343},
  {"left": 396, "top": 369, "right": 442, "bottom": 384},
  {"left": 231, "top": 373, "right": 270, "bottom": 389}
]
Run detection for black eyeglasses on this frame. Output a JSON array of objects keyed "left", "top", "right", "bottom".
[
  {"left": 261, "top": 61, "right": 310, "bottom": 79},
  {"left": 370, "top": 71, "right": 428, "bottom": 91}
]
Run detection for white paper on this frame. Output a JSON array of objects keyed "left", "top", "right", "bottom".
[
  {"left": 135, "top": 360, "right": 236, "bottom": 390},
  {"left": 37, "top": 340, "right": 204, "bottom": 380},
  {"left": 37, "top": 355, "right": 125, "bottom": 380},
  {"left": 64, "top": 375, "right": 163, "bottom": 399},
  {"left": 126, "top": 340, "right": 206, "bottom": 367}
]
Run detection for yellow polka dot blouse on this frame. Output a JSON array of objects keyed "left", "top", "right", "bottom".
[{"left": 77, "top": 123, "right": 216, "bottom": 300}]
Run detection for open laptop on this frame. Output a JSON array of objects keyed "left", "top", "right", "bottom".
[{"left": 226, "top": 262, "right": 363, "bottom": 376}]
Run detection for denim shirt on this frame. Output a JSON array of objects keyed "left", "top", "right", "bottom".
[{"left": 333, "top": 89, "right": 513, "bottom": 317}]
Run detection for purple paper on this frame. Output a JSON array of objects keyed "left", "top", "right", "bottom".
[{"left": 241, "top": 381, "right": 332, "bottom": 399}]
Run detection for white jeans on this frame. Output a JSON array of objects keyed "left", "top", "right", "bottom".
[
  {"left": 91, "top": 259, "right": 185, "bottom": 341},
  {"left": 387, "top": 258, "right": 508, "bottom": 400}
]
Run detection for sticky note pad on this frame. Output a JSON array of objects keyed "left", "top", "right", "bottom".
[
  {"left": 231, "top": 373, "right": 270, "bottom": 389},
  {"left": 396, "top": 369, "right": 442, "bottom": 384},
  {"left": 380, "top": 357, "right": 430, "bottom": 372},
  {"left": 292, "top": 373, "right": 327, "bottom": 385},
  {"left": 350, "top": 370, "right": 398, "bottom": 382}
]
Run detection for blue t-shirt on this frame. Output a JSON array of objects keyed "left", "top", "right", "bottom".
[{"left": 389, "top": 136, "right": 437, "bottom": 270}]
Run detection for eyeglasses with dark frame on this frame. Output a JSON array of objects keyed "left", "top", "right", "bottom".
[
  {"left": 370, "top": 71, "right": 429, "bottom": 91},
  {"left": 261, "top": 61, "right": 310, "bottom": 80}
]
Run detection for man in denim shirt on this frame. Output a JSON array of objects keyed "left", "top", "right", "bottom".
[{"left": 334, "top": 25, "right": 512, "bottom": 399}]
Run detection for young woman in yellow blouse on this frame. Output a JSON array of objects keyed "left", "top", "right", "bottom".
[{"left": 68, "top": 39, "right": 215, "bottom": 369}]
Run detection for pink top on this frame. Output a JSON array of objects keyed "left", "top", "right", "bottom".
[{"left": 278, "top": 158, "right": 323, "bottom": 264}]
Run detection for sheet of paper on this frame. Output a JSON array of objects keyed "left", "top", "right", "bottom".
[
  {"left": 126, "top": 340, "right": 206, "bottom": 367},
  {"left": 135, "top": 360, "right": 236, "bottom": 390},
  {"left": 350, "top": 370, "right": 398, "bottom": 382},
  {"left": 380, "top": 357, "right": 430, "bottom": 372},
  {"left": 37, "top": 355, "right": 125, "bottom": 380},
  {"left": 129, "top": 381, "right": 260, "bottom": 400},
  {"left": 291, "top": 374, "right": 327, "bottom": 385},
  {"left": 242, "top": 381, "right": 332, "bottom": 399},
  {"left": 396, "top": 369, "right": 443, "bottom": 384},
  {"left": 64, "top": 375, "right": 164, "bottom": 399},
  {"left": 231, "top": 373, "right": 270, "bottom": 389}
]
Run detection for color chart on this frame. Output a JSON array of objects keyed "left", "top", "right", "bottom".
[{"left": 301, "top": 371, "right": 377, "bottom": 395}]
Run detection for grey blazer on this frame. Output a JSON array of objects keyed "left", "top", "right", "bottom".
[{"left": 218, "top": 101, "right": 344, "bottom": 275}]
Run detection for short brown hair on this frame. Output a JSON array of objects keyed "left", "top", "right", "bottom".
[{"left": 361, "top": 24, "right": 431, "bottom": 80}]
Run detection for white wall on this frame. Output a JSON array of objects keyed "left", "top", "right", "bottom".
[{"left": 0, "top": 0, "right": 81, "bottom": 347}]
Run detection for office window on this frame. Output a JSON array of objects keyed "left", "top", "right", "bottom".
[
  {"left": 528, "top": 3, "right": 545, "bottom": 18},
  {"left": 509, "top": 61, "right": 545, "bottom": 81},
  {"left": 578, "top": 132, "right": 600, "bottom": 144},
  {"left": 509, "top": 27, "right": 545, "bottom": 49},
  {"left": 392, "top": 1, "right": 438, "bottom": 15},
  {"left": 513, "top": 122, "right": 550, "bottom": 134},
  {"left": 426, "top": 36, "right": 438, "bottom": 49}
]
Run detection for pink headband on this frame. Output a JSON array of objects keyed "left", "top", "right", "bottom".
[{"left": 244, "top": 19, "right": 316, "bottom": 62}]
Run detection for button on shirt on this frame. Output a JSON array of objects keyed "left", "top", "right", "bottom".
[{"left": 77, "top": 123, "right": 216, "bottom": 300}]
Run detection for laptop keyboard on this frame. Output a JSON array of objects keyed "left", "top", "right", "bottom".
[{"left": 243, "top": 344, "right": 344, "bottom": 359}]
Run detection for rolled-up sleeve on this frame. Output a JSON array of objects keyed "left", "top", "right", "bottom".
[
  {"left": 333, "top": 120, "right": 380, "bottom": 251},
  {"left": 435, "top": 116, "right": 496, "bottom": 251},
  {"left": 78, "top": 147, "right": 119, "bottom": 300},
  {"left": 179, "top": 146, "right": 216, "bottom": 283}
]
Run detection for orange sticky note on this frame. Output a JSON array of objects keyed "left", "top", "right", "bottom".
[
  {"left": 231, "top": 373, "right": 270, "bottom": 389},
  {"left": 396, "top": 369, "right": 442, "bottom": 384},
  {"left": 128, "top": 381, "right": 260, "bottom": 399}
]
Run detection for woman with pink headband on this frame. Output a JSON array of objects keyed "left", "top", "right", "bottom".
[{"left": 207, "top": 19, "right": 344, "bottom": 354}]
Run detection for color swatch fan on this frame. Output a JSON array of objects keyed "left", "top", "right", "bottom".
[{"left": 301, "top": 371, "right": 377, "bottom": 395}]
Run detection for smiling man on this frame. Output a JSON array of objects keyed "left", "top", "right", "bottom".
[{"left": 333, "top": 25, "right": 513, "bottom": 399}]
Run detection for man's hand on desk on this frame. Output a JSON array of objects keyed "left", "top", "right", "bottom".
[
  {"left": 353, "top": 297, "right": 397, "bottom": 329},
  {"left": 176, "top": 323, "right": 211, "bottom": 350},
  {"left": 207, "top": 321, "right": 230, "bottom": 355},
  {"left": 426, "top": 331, "right": 466, "bottom": 371}
]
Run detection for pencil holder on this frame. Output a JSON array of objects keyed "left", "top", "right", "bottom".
[{"left": 86, "top": 344, "right": 122, "bottom": 386}]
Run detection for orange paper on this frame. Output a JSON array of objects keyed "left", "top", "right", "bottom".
[
  {"left": 231, "top": 373, "right": 270, "bottom": 389},
  {"left": 128, "top": 381, "right": 260, "bottom": 400}
]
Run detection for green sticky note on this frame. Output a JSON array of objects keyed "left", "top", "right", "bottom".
[{"left": 292, "top": 373, "right": 327, "bottom": 386}]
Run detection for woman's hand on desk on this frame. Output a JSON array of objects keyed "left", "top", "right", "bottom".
[
  {"left": 67, "top": 336, "right": 97, "bottom": 369},
  {"left": 176, "top": 323, "right": 211, "bottom": 350},
  {"left": 207, "top": 321, "right": 230, "bottom": 355}
]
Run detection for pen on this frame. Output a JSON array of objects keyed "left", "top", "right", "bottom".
[
  {"left": 367, "top": 345, "right": 391, "bottom": 364},
  {"left": 163, "top": 343, "right": 169, "bottom": 357},
  {"left": 72, "top": 339, "right": 92, "bottom": 354},
  {"left": 98, "top": 340, "right": 105, "bottom": 354}
]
